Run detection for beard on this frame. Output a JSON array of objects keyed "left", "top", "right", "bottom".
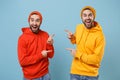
[
  {"left": 30, "top": 24, "right": 40, "bottom": 34},
  {"left": 83, "top": 19, "right": 94, "bottom": 29}
]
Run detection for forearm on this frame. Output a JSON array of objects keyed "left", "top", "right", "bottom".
[
  {"left": 18, "top": 53, "right": 43, "bottom": 67},
  {"left": 80, "top": 53, "right": 102, "bottom": 65}
]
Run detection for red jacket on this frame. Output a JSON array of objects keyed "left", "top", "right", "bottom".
[{"left": 17, "top": 27, "right": 54, "bottom": 78}]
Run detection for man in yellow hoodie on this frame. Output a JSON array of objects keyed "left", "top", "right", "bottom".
[{"left": 65, "top": 6, "right": 105, "bottom": 80}]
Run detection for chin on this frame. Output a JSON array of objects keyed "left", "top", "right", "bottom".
[
  {"left": 31, "top": 29, "right": 39, "bottom": 33},
  {"left": 33, "top": 31, "right": 38, "bottom": 34}
]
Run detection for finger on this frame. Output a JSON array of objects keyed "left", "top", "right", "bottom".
[
  {"left": 46, "top": 50, "right": 52, "bottom": 53},
  {"left": 48, "top": 34, "right": 55, "bottom": 42},
  {"left": 49, "top": 34, "right": 55, "bottom": 40},
  {"left": 50, "top": 34, "right": 55, "bottom": 38},
  {"left": 64, "top": 29, "right": 72, "bottom": 34},
  {"left": 66, "top": 48, "right": 73, "bottom": 51}
]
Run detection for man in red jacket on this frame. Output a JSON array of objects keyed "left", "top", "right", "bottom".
[{"left": 18, "top": 11, "right": 54, "bottom": 80}]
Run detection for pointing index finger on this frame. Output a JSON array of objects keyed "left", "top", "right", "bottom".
[
  {"left": 46, "top": 50, "right": 52, "bottom": 53},
  {"left": 66, "top": 48, "right": 73, "bottom": 51},
  {"left": 64, "top": 29, "right": 73, "bottom": 34},
  {"left": 65, "top": 29, "right": 70, "bottom": 33}
]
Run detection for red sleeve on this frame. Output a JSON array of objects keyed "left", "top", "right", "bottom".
[
  {"left": 17, "top": 37, "right": 43, "bottom": 67},
  {"left": 46, "top": 43, "right": 54, "bottom": 58}
]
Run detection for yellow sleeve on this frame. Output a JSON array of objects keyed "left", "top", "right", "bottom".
[{"left": 81, "top": 37, "right": 105, "bottom": 65}]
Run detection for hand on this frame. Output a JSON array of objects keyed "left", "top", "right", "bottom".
[
  {"left": 41, "top": 50, "right": 52, "bottom": 57},
  {"left": 66, "top": 48, "right": 76, "bottom": 57},
  {"left": 65, "top": 29, "right": 73, "bottom": 39},
  {"left": 47, "top": 34, "right": 55, "bottom": 45}
]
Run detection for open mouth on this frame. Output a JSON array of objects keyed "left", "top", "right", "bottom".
[
  {"left": 85, "top": 19, "right": 92, "bottom": 25},
  {"left": 32, "top": 26, "right": 37, "bottom": 29},
  {"left": 85, "top": 19, "right": 91, "bottom": 23},
  {"left": 31, "top": 25, "right": 39, "bottom": 32}
]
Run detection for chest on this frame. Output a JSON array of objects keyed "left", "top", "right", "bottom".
[
  {"left": 77, "top": 31, "right": 98, "bottom": 52},
  {"left": 25, "top": 35, "right": 47, "bottom": 51}
]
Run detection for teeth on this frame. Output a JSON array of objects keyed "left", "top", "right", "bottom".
[
  {"left": 33, "top": 26, "right": 37, "bottom": 28},
  {"left": 86, "top": 21, "right": 90, "bottom": 22},
  {"left": 86, "top": 22, "right": 90, "bottom": 23},
  {"left": 86, "top": 19, "right": 91, "bottom": 22}
]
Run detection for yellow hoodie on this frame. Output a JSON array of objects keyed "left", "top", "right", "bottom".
[{"left": 70, "top": 21, "right": 105, "bottom": 76}]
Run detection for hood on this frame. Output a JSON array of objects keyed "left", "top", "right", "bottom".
[
  {"left": 21, "top": 27, "right": 43, "bottom": 35},
  {"left": 84, "top": 21, "right": 102, "bottom": 32},
  {"left": 21, "top": 27, "right": 32, "bottom": 34}
]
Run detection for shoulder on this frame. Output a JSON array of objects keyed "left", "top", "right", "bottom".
[
  {"left": 40, "top": 30, "right": 48, "bottom": 34},
  {"left": 18, "top": 33, "right": 28, "bottom": 42},
  {"left": 76, "top": 24, "right": 84, "bottom": 29},
  {"left": 39, "top": 30, "right": 49, "bottom": 37},
  {"left": 96, "top": 31, "right": 105, "bottom": 44},
  {"left": 75, "top": 24, "right": 84, "bottom": 32}
]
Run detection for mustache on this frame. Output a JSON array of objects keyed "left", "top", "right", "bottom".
[
  {"left": 30, "top": 24, "right": 38, "bottom": 27},
  {"left": 85, "top": 19, "right": 92, "bottom": 22},
  {"left": 29, "top": 23, "right": 41, "bottom": 27}
]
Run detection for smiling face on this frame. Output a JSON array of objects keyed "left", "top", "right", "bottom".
[
  {"left": 29, "top": 14, "right": 42, "bottom": 34},
  {"left": 81, "top": 9, "right": 95, "bottom": 29}
]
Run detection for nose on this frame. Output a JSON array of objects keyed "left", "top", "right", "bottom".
[
  {"left": 33, "top": 21, "right": 37, "bottom": 25},
  {"left": 86, "top": 15, "right": 90, "bottom": 19}
]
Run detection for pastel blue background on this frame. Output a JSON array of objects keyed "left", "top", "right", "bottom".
[{"left": 0, "top": 0, "right": 120, "bottom": 80}]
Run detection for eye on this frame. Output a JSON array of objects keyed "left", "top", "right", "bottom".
[
  {"left": 36, "top": 19, "right": 40, "bottom": 22},
  {"left": 83, "top": 14, "right": 87, "bottom": 17},
  {"left": 89, "top": 13, "right": 93, "bottom": 17},
  {"left": 30, "top": 18, "right": 34, "bottom": 22}
]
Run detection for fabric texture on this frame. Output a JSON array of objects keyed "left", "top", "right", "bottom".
[
  {"left": 18, "top": 27, "right": 54, "bottom": 78},
  {"left": 70, "top": 74, "right": 99, "bottom": 80},
  {"left": 23, "top": 73, "right": 51, "bottom": 80},
  {"left": 80, "top": 6, "right": 96, "bottom": 18},
  {"left": 28, "top": 11, "right": 43, "bottom": 22},
  {"left": 70, "top": 21, "right": 105, "bottom": 76}
]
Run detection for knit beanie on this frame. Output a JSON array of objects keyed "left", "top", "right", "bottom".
[
  {"left": 80, "top": 6, "right": 96, "bottom": 18},
  {"left": 28, "top": 11, "right": 42, "bottom": 22}
]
